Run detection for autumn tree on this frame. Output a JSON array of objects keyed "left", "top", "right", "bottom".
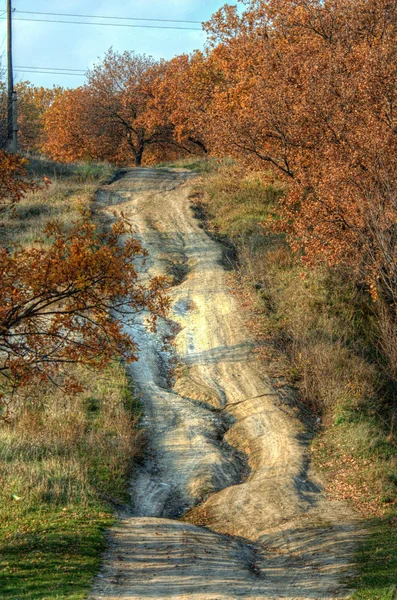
[
  {"left": 17, "top": 82, "right": 63, "bottom": 153},
  {"left": 0, "top": 81, "right": 62, "bottom": 154},
  {"left": 148, "top": 52, "right": 217, "bottom": 155},
  {"left": 0, "top": 218, "right": 169, "bottom": 419},
  {"left": 43, "top": 86, "right": 108, "bottom": 162},
  {"left": 204, "top": 0, "right": 397, "bottom": 306},
  {"left": 0, "top": 150, "right": 39, "bottom": 211},
  {"left": 86, "top": 49, "right": 176, "bottom": 166},
  {"left": 44, "top": 50, "right": 189, "bottom": 166},
  {"left": 0, "top": 149, "right": 169, "bottom": 419}
]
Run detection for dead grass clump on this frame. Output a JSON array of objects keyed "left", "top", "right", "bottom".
[
  {"left": 202, "top": 166, "right": 283, "bottom": 242},
  {"left": 0, "top": 362, "right": 142, "bottom": 508},
  {"left": 294, "top": 341, "right": 377, "bottom": 415},
  {"left": 0, "top": 157, "right": 116, "bottom": 248},
  {"left": 0, "top": 155, "right": 139, "bottom": 509}
]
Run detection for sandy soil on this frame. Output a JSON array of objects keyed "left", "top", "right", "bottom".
[{"left": 90, "top": 168, "right": 362, "bottom": 600}]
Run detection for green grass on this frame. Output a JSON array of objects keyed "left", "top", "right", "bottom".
[
  {"left": 198, "top": 164, "right": 397, "bottom": 598},
  {"left": 0, "top": 506, "right": 113, "bottom": 600},
  {"left": 313, "top": 413, "right": 397, "bottom": 599},
  {"left": 0, "top": 362, "right": 142, "bottom": 599},
  {"left": 350, "top": 515, "right": 397, "bottom": 599},
  {"left": 155, "top": 155, "right": 222, "bottom": 173},
  {"left": 0, "top": 157, "right": 140, "bottom": 599}
]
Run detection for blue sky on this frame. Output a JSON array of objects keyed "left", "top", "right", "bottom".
[{"left": 0, "top": 0, "right": 233, "bottom": 88}]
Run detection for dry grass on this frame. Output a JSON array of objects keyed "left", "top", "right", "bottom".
[
  {"left": 0, "top": 363, "right": 142, "bottom": 507},
  {"left": 198, "top": 164, "right": 283, "bottom": 240},
  {"left": 201, "top": 167, "right": 381, "bottom": 418},
  {"left": 0, "top": 157, "right": 144, "bottom": 599},
  {"left": 0, "top": 158, "right": 115, "bottom": 248},
  {"left": 199, "top": 164, "right": 397, "bottom": 599},
  {"left": 155, "top": 156, "right": 220, "bottom": 172}
]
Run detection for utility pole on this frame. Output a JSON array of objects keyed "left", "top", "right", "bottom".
[
  {"left": 7, "top": 0, "right": 17, "bottom": 153},
  {"left": 12, "top": 90, "right": 17, "bottom": 153}
]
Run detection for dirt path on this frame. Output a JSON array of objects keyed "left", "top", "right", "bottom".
[{"left": 90, "top": 168, "right": 361, "bottom": 600}]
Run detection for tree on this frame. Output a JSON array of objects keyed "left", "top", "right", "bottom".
[
  {"left": 0, "top": 148, "right": 169, "bottom": 419},
  {"left": 0, "top": 217, "right": 169, "bottom": 420},
  {"left": 44, "top": 50, "right": 185, "bottom": 166},
  {"left": 16, "top": 82, "right": 63, "bottom": 153},
  {"left": 43, "top": 87, "right": 104, "bottom": 162},
  {"left": 0, "top": 150, "right": 40, "bottom": 211},
  {"left": 148, "top": 52, "right": 217, "bottom": 155},
  {"left": 204, "top": 0, "right": 397, "bottom": 306},
  {"left": 86, "top": 49, "right": 173, "bottom": 166}
]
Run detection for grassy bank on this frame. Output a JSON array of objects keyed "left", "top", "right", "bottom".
[
  {"left": 0, "top": 159, "right": 142, "bottom": 599},
  {"left": 192, "top": 161, "right": 397, "bottom": 599}
]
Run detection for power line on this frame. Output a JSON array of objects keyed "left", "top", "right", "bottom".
[
  {"left": 14, "top": 69, "right": 86, "bottom": 77},
  {"left": 0, "top": 32, "right": 6, "bottom": 53},
  {"left": 15, "top": 9, "right": 203, "bottom": 25},
  {"left": 13, "top": 17, "right": 202, "bottom": 31},
  {"left": 15, "top": 65, "right": 86, "bottom": 73}
]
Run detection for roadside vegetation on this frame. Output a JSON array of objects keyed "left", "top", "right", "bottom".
[
  {"left": 188, "top": 160, "right": 397, "bottom": 599},
  {"left": 0, "top": 160, "right": 145, "bottom": 599},
  {"left": 0, "top": 362, "right": 141, "bottom": 600}
]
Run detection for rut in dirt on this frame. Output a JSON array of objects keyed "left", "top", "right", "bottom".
[{"left": 90, "top": 168, "right": 362, "bottom": 600}]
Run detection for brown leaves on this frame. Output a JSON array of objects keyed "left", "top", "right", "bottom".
[
  {"left": 0, "top": 216, "right": 169, "bottom": 411},
  {"left": 197, "top": 0, "right": 397, "bottom": 306},
  {"left": 24, "top": 0, "right": 397, "bottom": 309},
  {"left": 43, "top": 50, "right": 186, "bottom": 167},
  {"left": 0, "top": 151, "right": 40, "bottom": 212},
  {"left": 16, "top": 82, "right": 64, "bottom": 153},
  {"left": 43, "top": 87, "right": 99, "bottom": 163}
]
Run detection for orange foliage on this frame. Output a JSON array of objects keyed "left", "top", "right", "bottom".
[
  {"left": 203, "top": 0, "right": 397, "bottom": 304},
  {"left": 0, "top": 217, "right": 169, "bottom": 417},
  {"left": 44, "top": 50, "right": 188, "bottom": 166},
  {"left": 0, "top": 117, "right": 169, "bottom": 415},
  {"left": 0, "top": 151, "right": 39, "bottom": 211},
  {"left": 85, "top": 49, "right": 162, "bottom": 165},
  {"left": 43, "top": 87, "right": 102, "bottom": 162},
  {"left": 16, "top": 82, "right": 63, "bottom": 153},
  {"left": 148, "top": 52, "right": 216, "bottom": 154}
]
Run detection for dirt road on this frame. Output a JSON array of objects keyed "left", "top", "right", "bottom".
[{"left": 90, "top": 168, "right": 361, "bottom": 600}]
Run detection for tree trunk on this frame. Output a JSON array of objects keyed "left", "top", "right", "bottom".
[
  {"left": 135, "top": 134, "right": 145, "bottom": 167},
  {"left": 189, "top": 137, "right": 208, "bottom": 154},
  {"left": 135, "top": 150, "right": 143, "bottom": 167}
]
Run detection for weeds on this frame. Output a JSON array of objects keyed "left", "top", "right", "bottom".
[
  {"left": 155, "top": 156, "right": 222, "bottom": 173},
  {"left": 0, "top": 157, "right": 116, "bottom": 249},
  {"left": 199, "top": 164, "right": 397, "bottom": 598},
  {"left": 0, "top": 157, "right": 141, "bottom": 599}
]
